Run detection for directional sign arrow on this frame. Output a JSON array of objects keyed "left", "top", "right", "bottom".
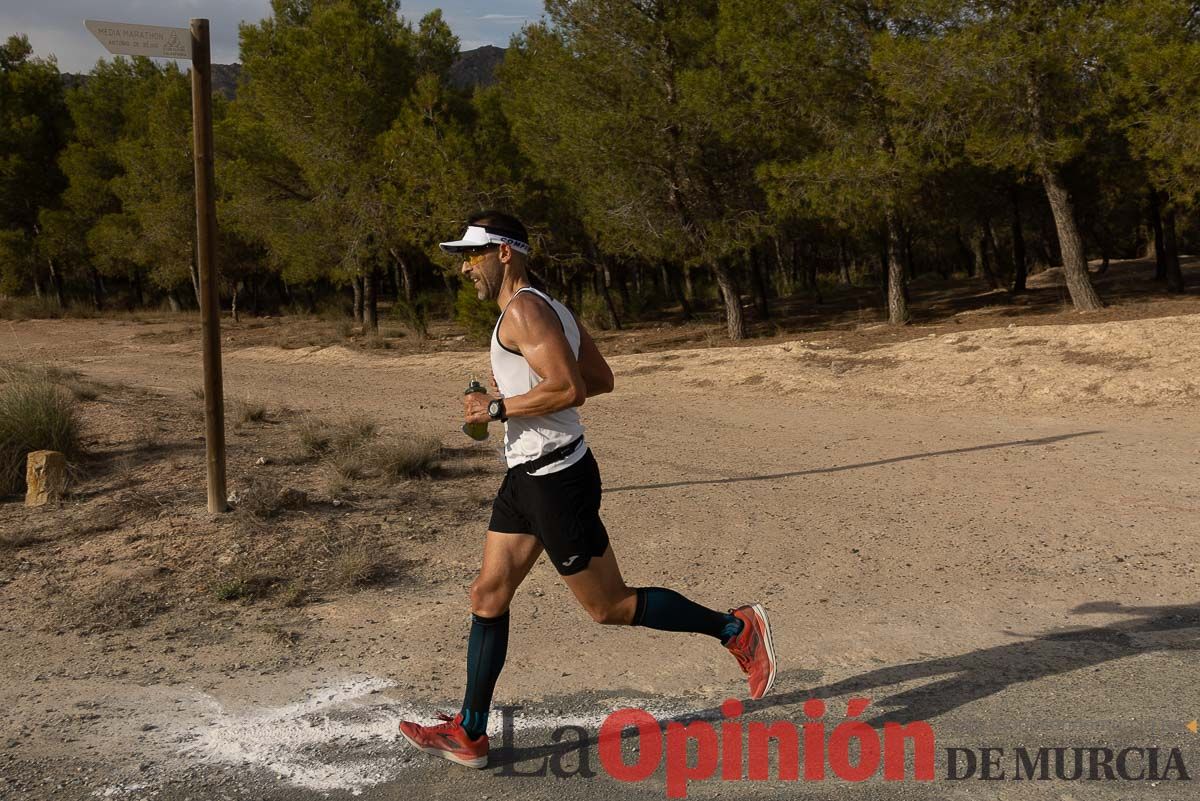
[{"left": 85, "top": 20, "right": 191, "bottom": 59}]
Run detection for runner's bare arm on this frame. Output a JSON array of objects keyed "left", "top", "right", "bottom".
[
  {"left": 464, "top": 294, "right": 586, "bottom": 422},
  {"left": 574, "top": 319, "right": 614, "bottom": 397}
]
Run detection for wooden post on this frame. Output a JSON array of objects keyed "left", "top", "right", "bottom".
[{"left": 191, "top": 18, "right": 227, "bottom": 513}]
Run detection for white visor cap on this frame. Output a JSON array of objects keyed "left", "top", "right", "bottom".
[{"left": 439, "top": 224, "right": 531, "bottom": 255}]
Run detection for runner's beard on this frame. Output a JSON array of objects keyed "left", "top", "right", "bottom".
[{"left": 476, "top": 269, "right": 498, "bottom": 301}]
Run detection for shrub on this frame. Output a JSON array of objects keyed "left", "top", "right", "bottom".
[
  {"left": 369, "top": 436, "right": 441, "bottom": 481},
  {"left": 391, "top": 290, "right": 436, "bottom": 340},
  {"left": 580, "top": 289, "right": 614, "bottom": 331},
  {"left": 0, "top": 295, "right": 64, "bottom": 321},
  {"left": 212, "top": 573, "right": 275, "bottom": 602},
  {"left": 297, "top": 419, "right": 333, "bottom": 456},
  {"left": 0, "top": 379, "right": 81, "bottom": 495},
  {"left": 361, "top": 333, "right": 392, "bottom": 349},
  {"left": 331, "top": 416, "right": 378, "bottom": 452},
  {"left": 330, "top": 542, "right": 380, "bottom": 589},
  {"left": 231, "top": 397, "right": 269, "bottom": 424}
]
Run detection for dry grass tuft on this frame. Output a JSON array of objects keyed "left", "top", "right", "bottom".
[
  {"left": 1061, "top": 350, "right": 1147, "bottom": 371},
  {"left": 65, "top": 580, "right": 168, "bottom": 630},
  {"left": 368, "top": 436, "right": 441, "bottom": 481},
  {"left": 0, "top": 376, "right": 81, "bottom": 496},
  {"left": 230, "top": 477, "right": 306, "bottom": 522},
  {"left": 329, "top": 541, "right": 380, "bottom": 589},
  {"left": 1, "top": 528, "right": 38, "bottom": 549},
  {"left": 361, "top": 333, "right": 392, "bottom": 350},
  {"left": 211, "top": 570, "right": 278, "bottom": 602},
  {"left": 231, "top": 397, "right": 270, "bottom": 424}
]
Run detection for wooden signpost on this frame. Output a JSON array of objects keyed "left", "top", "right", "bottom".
[{"left": 86, "top": 18, "right": 228, "bottom": 513}]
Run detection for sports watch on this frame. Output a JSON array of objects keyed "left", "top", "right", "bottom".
[{"left": 487, "top": 398, "right": 507, "bottom": 422}]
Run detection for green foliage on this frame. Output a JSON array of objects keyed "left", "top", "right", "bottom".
[
  {"left": 0, "top": 35, "right": 69, "bottom": 234},
  {"left": 231, "top": 0, "right": 417, "bottom": 290},
  {"left": 108, "top": 65, "right": 197, "bottom": 292},
  {"left": 1108, "top": 0, "right": 1200, "bottom": 204},
  {"left": 454, "top": 281, "right": 496, "bottom": 344},
  {"left": 390, "top": 290, "right": 435, "bottom": 339},
  {"left": 579, "top": 289, "right": 614, "bottom": 331},
  {"left": 502, "top": 3, "right": 763, "bottom": 260},
  {"left": 0, "top": 3, "right": 1198, "bottom": 322}
]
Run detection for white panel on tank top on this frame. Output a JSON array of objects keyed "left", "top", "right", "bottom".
[{"left": 489, "top": 287, "right": 586, "bottom": 476}]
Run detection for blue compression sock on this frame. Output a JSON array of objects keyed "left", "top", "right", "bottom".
[
  {"left": 632, "top": 587, "right": 743, "bottom": 644},
  {"left": 459, "top": 611, "right": 509, "bottom": 740}
]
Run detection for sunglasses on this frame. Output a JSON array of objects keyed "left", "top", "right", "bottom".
[{"left": 461, "top": 246, "right": 499, "bottom": 266}]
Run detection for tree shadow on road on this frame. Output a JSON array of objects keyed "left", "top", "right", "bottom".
[
  {"left": 604, "top": 430, "right": 1102, "bottom": 493},
  {"left": 489, "top": 600, "right": 1200, "bottom": 769},
  {"left": 797, "top": 600, "right": 1200, "bottom": 726}
]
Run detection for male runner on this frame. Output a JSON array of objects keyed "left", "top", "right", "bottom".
[{"left": 397, "top": 211, "right": 776, "bottom": 768}]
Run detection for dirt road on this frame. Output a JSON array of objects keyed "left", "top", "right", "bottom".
[{"left": 2, "top": 314, "right": 1199, "bottom": 800}]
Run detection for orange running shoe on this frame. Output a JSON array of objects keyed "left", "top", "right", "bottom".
[
  {"left": 726, "top": 604, "right": 777, "bottom": 699},
  {"left": 398, "top": 712, "right": 489, "bottom": 768}
]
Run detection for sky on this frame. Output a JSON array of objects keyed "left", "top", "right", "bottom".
[{"left": 0, "top": 1, "right": 543, "bottom": 73}]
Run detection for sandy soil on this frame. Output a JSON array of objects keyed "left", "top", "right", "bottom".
[{"left": 1, "top": 281, "right": 1198, "bottom": 799}]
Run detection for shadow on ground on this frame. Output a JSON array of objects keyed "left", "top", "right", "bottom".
[
  {"left": 490, "top": 601, "right": 1200, "bottom": 769},
  {"left": 606, "top": 430, "right": 1101, "bottom": 493}
]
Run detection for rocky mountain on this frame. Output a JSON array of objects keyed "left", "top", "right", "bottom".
[{"left": 447, "top": 45, "right": 505, "bottom": 90}]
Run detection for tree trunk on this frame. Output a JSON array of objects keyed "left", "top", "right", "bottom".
[
  {"left": 1161, "top": 204, "right": 1186, "bottom": 294},
  {"left": 957, "top": 227, "right": 975, "bottom": 277},
  {"left": 903, "top": 226, "right": 917, "bottom": 280},
  {"left": 1148, "top": 186, "right": 1167, "bottom": 282},
  {"left": 167, "top": 291, "right": 181, "bottom": 313},
  {"left": 682, "top": 264, "right": 694, "bottom": 302},
  {"left": 1040, "top": 168, "right": 1103, "bottom": 311},
  {"left": 232, "top": 281, "right": 241, "bottom": 323},
  {"left": 32, "top": 268, "right": 42, "bottom": 299},
  {"left": 391, "top": 248, "right": 414, "bottom": 303},
  {"left": 352, "top": 274, "right": 364, "bottom": 324},
  {"left": 749, "top": 246, "right": 770, "bottom": 320},
  {"left": 190, "top": 254, "right": 202, "bottom": 308},
  {"left": 712, "top": 260, "right": 745, "bottom": 340},
  {"left": 280, "top": 275, "right": 293, "bottom": 309},
  {"left": 771, "top": 237, "right": 792, "bottom": 295},
  {"left": 46, "top": 257, "right": 65, "bottom": 308},
  {"left": 88, "top": 267, "right": 104, "bottom": 311},
  {"left": 131, "top": 269, "right": 144, "bottom": 310},
  {"left": 616, "top": 263, "right": 631, "bottom": 308},
  {"left": 985, "top": 219, "right": 1008, "bottom": 285},
  {"left": 1010, "top": 187, "right": 1028, "bottom": 293},
  {"left": 837, "top": 238, "right": 852, "bottom": 286},
  {"left": 884, "top": 210, "right": 910, "bottom": 325},
  {"left": 807, "top": 249, "right": 823, "bottom": 304},
  {"left": 974, "top": 223, "right": 1003, "bottom": 291},
  {"left": 663, "top": 262, "right": 692, "bottom": 320},
  {"left": 878, "top": 240, "right": 889, "bottom": 306},
  {"left": 363, "top": 268, "right": 379, "bottom": 331},
  {"left": 600, "top": 259, "right": 622, "bottom": 330}
]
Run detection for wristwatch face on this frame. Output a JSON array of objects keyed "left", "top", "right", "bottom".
[{"left": 488, "top": 399, "right": 502, "bottom": 419}]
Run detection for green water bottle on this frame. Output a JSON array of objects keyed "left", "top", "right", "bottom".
[{"left": 462, "top": 376, "right": 489, "bottom": 441}]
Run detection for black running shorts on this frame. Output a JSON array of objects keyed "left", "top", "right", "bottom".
[{"left": 488, "top": 448, "right": 610, "bottom": 576}]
